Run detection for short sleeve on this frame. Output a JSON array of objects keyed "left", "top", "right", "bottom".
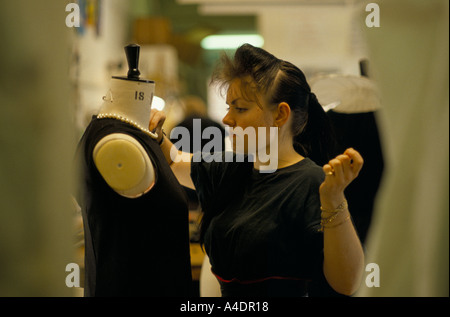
[{"left": 190, "top": 153, "right": 222, "bottom": 213}]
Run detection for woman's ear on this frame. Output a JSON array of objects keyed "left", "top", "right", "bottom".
[{"left": 274, "top": 102, "right": 291, "bottom": 128}]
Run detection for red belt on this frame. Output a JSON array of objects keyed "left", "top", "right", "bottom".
[{"left": 212, "top": 270, "right": 311, "bottom": 285}]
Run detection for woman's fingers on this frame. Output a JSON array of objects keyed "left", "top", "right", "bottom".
[
  {"left": 149, "top": 109, "right": 166, "bottom": 132},
  {"left": 323, "top": 149, "right": 364, "bottom": 184},
  {"left": 323, "top": 164, "right": 334, "bottom": 177},
  {"left": 344, "top": 148, "right": 364, "bottom": 176},
  {"left": 328, "top": 157, "right": 344, "bottom": 180},
  {"left": 320, "top": 149, "right": 364, "bottom": 209}
]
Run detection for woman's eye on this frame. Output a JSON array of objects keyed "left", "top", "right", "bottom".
[{"left": 226, "top": 107, "right": 247, "bottom": 113}]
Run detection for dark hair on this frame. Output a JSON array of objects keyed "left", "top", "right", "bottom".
[{"left": 211, "top": 43, "right": 337, "bottom": 166}]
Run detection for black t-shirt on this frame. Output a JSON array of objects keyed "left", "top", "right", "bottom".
[
  {"left": 77, "top": 116, "right": 193, "bottom": 296},
  {"left": 191, "top": 153, "right": 326, "bottom": 297}
]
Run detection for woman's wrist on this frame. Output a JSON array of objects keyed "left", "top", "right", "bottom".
[
  {"left": 319, "top": 199, "right": 350, "bottom": 231},
  {"left": 320, "top": 192, "right": 346, "bottom": 211}
]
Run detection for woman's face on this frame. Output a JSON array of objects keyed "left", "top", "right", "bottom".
[{"left": 222, "top": 78, "right": 277, "bottom": 154}]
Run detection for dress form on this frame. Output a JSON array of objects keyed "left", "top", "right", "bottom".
[
  {"left": 77, "top": 44, "right": 193, "bottom": 296},
  {"left": 97, "top": 78, "right": 157, "bottom": 138},
  {"left": 93, "top": 44, "right": 157, "bottom": 198}
]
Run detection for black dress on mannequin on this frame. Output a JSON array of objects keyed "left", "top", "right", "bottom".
[{"left": 77, "top": 116, "right": 193, "bottom": 296}]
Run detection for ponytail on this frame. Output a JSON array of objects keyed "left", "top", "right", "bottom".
[
  {"left": 269, "top": 59, "right": 337, "bottom": 166},
  {"left": 293, "top": 93, "right": 338, "bottom": 166}
]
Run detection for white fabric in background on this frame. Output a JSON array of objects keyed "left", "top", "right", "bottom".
[{"left": 357, "top": 0, "right": 449, "bottom": 297}]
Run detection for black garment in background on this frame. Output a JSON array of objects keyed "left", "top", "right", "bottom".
[
  {"left": 191, "top": 153, "right": 329, "bottom": 297},
  {"left": 77, "top": 116, "right": 193, "bottom": 296},
  {"left": 326, "top": 110, "right": 384, "bottom": 245},
  {"left": 171, "top": 115, "right": 226, "bottom": 213}
]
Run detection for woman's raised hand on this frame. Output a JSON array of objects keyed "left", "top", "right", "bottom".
[{"left": 319, "top": 148, "right": 364, "bottom": 210}]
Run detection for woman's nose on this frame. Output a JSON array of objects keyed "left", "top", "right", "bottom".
[{"left": 222, "top": 111, "right": 234, "bottom": 127}]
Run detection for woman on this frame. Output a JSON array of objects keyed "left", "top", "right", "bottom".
[{"left": 150, "top": 44, "right": 364, "bottom": 296}]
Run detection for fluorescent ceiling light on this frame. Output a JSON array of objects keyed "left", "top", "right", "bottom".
[{"left": 201, "top": 34, "right": 264, "bottom": 50}]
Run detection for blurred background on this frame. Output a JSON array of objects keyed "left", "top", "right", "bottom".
[
  {"left": 70, "top": 0, "right": 372, "bottom": 133},
  {"left": 0, "top": 0, "right": 447, "bottom": 297}
]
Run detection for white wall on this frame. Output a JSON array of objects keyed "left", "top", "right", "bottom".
[
  {"left": 74, "top": 0, "right": 132, "bottom": 132},
  {"left": 357, "top": 0, "right": 448, "bottom": 297},
  {"left": 258, "top": 4, "right": 368, "bottom": 77},
  {"left": 201, "top": 2, "right": 370, "bottom": 126}
]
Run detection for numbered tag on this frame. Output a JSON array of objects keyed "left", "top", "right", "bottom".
[{"left": 135, "top": 91, "right": 145, "bottom": 101}]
